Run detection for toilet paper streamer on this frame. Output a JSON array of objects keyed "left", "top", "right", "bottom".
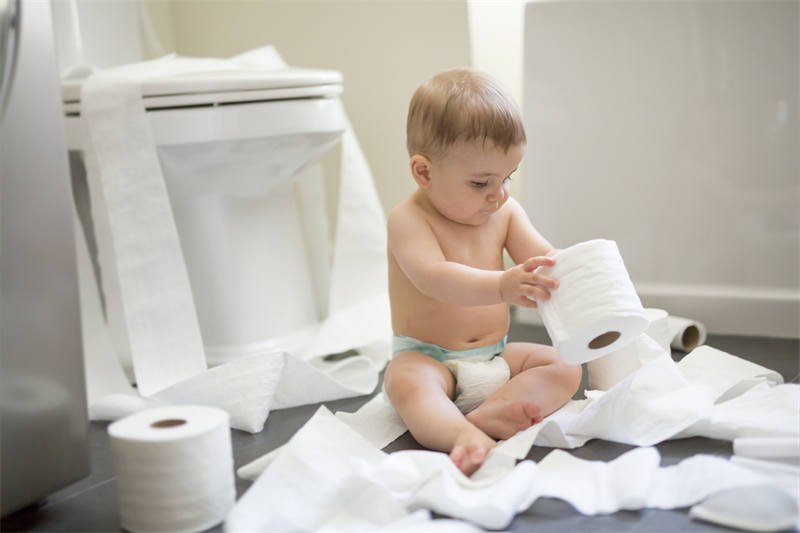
[
  {"left": 667, "top": 315, "right": 708, "bottom": 352},
  {"left": 536, "top": 239, "right": 649, "bottom": 364},
  {"left": 82, "top": 71, "right": 208, "bottom": 396},
  {"left": 108, "top": 405, "right": 235, "bottom": 533},
  {"left": 586, "top": 308, "right": 671, "bottom": 391},
  {"left": 76, "top": 48, "right": 390, "bottom": 431}
]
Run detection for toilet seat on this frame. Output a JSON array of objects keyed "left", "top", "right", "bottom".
[
  {"left": 61, "top": 66, "right": 343, "bottom": 113},
  {"left": 62, "top": 66, "right": 347, "bottom": 148}
]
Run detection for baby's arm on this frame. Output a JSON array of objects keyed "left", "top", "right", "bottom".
[
  {"left": 503, "top": 198, "right": 560, "bottom": 307},
  {"left": 388, "top": 203, "right": 556, "bottom": 306}
]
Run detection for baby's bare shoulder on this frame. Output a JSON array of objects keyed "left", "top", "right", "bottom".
[{"left": 388, "top": 195, "right": 427, "bottom": 231}]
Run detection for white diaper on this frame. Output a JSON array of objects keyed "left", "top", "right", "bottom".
[{"left": 445, "top": 357, "right": 511, "bottom": 414}]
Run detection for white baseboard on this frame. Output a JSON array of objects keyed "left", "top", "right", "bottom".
[{"left": 515, "top": 283, "right": 800, "bottom": 339}]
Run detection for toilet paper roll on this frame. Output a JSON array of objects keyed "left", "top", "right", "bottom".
[
  {"left": 586, "top": 309, "right": 671, "bottom": 391},
  {"left": 586, "top": 333, "right": 661, "bottom": 391},
  {"left": 109, "top": 405, "right": 235, "bottom": 533},
  {"left": 667, "top": 315, "right": 707, "bottom": 352},
  {"left": 536, "top": 239, "right": 649, "bottom": 364}
]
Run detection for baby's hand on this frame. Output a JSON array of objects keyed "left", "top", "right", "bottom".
[{"left": 500, "top": 256, "right": 558, "bottom": 308}]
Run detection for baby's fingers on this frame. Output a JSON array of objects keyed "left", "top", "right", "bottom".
[
  {"left": 528, "top": 272, "right": 559, "bottom": 289},
  {"left": 522, "top": 284, "right": 551, "bottom": 302},
  {"left": 522, "top": 255, "right": 556, "bottom": 272}
]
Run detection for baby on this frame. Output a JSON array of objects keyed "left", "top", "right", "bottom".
[{"left": 384, "top": 68, "right": 582, "bottom": 476}]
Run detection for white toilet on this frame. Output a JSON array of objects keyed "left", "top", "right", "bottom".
[{"left": 56, "top": 1, "right": 351, "bottom": 365}]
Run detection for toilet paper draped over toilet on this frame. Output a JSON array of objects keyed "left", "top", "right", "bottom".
[{"left": 75, "top": 47, "right": 391, "bottom": 432}]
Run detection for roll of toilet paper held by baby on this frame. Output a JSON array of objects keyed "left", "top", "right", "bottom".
[{"left": 526, "top": 239, "right": 707, "bottom": 390}]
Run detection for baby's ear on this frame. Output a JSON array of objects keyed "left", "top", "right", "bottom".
[{"left": 410, "top": 154, "right": 433, "bottom": 188}]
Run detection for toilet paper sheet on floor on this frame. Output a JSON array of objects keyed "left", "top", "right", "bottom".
[
  {"left": 227, "top": 406, "right": 781, "bottom": 532},
  {"left": 77, "top": 47, "right": 390, "bottom": 432}
]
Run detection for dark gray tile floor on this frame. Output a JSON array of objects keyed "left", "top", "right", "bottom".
[{"left": 3, "top": 324, "right": 798, "bottom": 532}]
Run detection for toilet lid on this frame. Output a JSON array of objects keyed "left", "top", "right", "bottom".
[{"left": 62, "top": 67, "right": 343, "bottom": 113}]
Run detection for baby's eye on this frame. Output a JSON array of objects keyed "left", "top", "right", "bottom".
[
  {"left": 471, "top": 181, "right": 489, "bottom": 188},
  {"left": 503, "top": 175, "right": 513, "bottom": 183}
]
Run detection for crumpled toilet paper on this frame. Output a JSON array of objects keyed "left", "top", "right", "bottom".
[
  {"left": 239, "top": 341, "right": 795, "bottom": 483},
  {"left": 535, "top": 239, "right": 650, "bottom": 365},
  {"left": 227, "top": 405, "right": 782, "bottom": 532},
  {"left": 75, "top": 47, "right": 390, "bottom": 432}
]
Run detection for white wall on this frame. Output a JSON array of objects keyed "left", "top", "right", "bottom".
[
  {"left": 145, "top": 0, "right": 471, "bottom": 219},
  {"left": 467, "top": 0, "right": 527, "bottom": 203},
  {"left": 518, "top": 0, "right": 799, "bottom": 338}
]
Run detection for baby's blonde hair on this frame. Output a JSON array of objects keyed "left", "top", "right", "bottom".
[{"left": 406, "top": 68, "right": 526, "bottom": 159}]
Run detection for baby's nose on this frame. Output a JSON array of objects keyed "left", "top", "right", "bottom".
[{"left": 487, "top": 186, "right": 506, "bottom": 203}]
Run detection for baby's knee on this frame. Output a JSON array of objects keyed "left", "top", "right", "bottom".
[
  {"left": 561, "top": 362, "right": 583, "bottom": 392},
  {"left": 384, "top": 354, "right": 453, "bottom": 406}
]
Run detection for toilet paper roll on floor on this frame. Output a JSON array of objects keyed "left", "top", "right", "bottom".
[
  {"left": 108, "top": 405, "right": 235, "bottom": 533},
  {"left": 536, "top": 239, "right": 649, "bottom": 365},
  {"left": 667, "top": 315, "right": 707, "bottom": 352}
]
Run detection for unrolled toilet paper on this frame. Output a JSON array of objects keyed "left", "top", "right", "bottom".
[
  {"left": 535, "top": 239, "right": 649, "bottom": 365},
  {"left": 109, "top": 405, "right": 235, "bottom": 533},
  {"left": 82, "top": 71, "right": 209, "bottom": 397}
]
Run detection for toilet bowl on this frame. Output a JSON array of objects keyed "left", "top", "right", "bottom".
[{"left": 64, "top": 62, "right": 349, "bottom": 366}]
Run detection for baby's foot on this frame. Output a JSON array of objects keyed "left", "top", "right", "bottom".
[
  {"left": 449, "top": 424, "right": 497, "bottom": 477},
  {"left": 466, "top": 398, "right": 542, "bottom": 441}
]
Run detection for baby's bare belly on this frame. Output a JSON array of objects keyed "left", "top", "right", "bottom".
[{"left": 392, "top": 299, "right": 510, "bottom": 351}]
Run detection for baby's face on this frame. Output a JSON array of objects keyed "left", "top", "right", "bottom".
[{"left": 426, "top": 139, "right": 524, "bottom": 226}]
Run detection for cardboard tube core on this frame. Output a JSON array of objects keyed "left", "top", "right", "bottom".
[
  {"left": 150, "top": 419, "right": 187, "bottom": 429},
  {"left": 682, "top": 326, "right": 700, "bottom": 351},
  {"left": 588, "top": 331, "right": 621, "bottom": 350}
]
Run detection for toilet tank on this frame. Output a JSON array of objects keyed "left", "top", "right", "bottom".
[{"left": 519, "top": 0, "right": 798, "bottom": 337}]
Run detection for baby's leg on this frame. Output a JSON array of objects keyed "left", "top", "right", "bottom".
[
  {"left": 384, "top": 351, "right": 496, "bottom": 475},
  {"left": 466, "top": 343, "right": 582, "bottom": 440}
]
